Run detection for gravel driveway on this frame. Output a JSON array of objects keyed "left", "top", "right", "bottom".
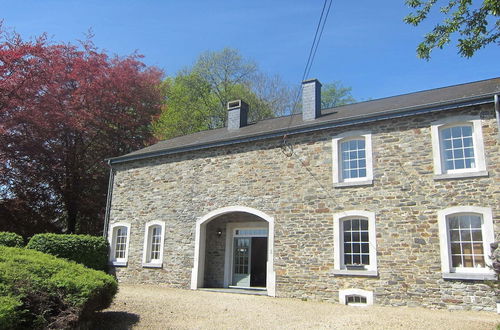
[{"left": 94, "top": 284, "right": 499, "bottom": 329}]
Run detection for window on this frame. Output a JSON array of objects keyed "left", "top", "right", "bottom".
[
  {"left": 332, "top": 131, "right": 373, "bottom": 187},
  {"left": 339, "top": 289, "right": 373, "bottom": 306},
  {"left": 109, "top": 222, "right": 131, "bottom": 266},
  {"left": 431, "top": 115, "right": 487, "bottom": 179},
  {"left": 346, "top": 295, "right": 367, "bottom": 305},
  {"left": 437, "top": 207, "right": 495, "bottom": 280},
  {"left": 142, "top": 221, "right": 166, "bottom": 268},
  {"left": 333, "top": 211, "right": 377, "bottom": 276}
]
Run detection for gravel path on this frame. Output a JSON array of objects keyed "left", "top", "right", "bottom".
[{"left": 94, "top": 284, "right": 499, "bottom": 329}]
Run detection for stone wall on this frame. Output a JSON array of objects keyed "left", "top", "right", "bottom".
[{"left": 109, "top": 104, "right": 499, "bottom": 311}]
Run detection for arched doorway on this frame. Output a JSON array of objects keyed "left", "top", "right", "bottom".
[{"left": 191, "top": 206, "right": 276, "bottom": 296}]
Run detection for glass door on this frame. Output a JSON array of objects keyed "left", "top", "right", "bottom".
[{"left": 232, "top": 237, "right": 251, "bottom": 287}]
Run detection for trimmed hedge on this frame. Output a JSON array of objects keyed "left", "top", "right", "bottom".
[
  {"left": 0, "top": 232, "right": 24, "bottom": 247},
  {"left": 27, "top": 233, "right": 109, "bottom": 271},
  {"left": 0, "top": 246, "right": 117, "bottom": 329}
]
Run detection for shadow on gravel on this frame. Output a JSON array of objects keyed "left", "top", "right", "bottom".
[{"left": 91, "top": 311, "right": 140, "bottom": 329}]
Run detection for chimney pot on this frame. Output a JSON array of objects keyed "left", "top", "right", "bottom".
[
  {"left": 302, "top": 79, "right": 322, "bottom": 121},
  {"left": 227, "top": 100, "right": 249, "bottom": 130}
]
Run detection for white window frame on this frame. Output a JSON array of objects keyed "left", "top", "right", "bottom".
[
  {"left": 333, "top": 210, "right": 377, "bottom": 276},
  {"left": 430, "top": 115, "right": 487, "bottom": 180},
  {"left": 437, "top": 206, "right": 495, "bottom": 280},
  {"left": 332, "top": 130, "right": 373, "bottom": 187},
  {"left": 108, "top": 222, "right": 131, "bottom": 267},
  {"left": 142, "top": 220, "right": 166, "bottom": 268},
  {"left": 339, "top": 288, "right": 374, "bottom": 306}
]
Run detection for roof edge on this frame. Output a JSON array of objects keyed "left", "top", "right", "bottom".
[{"left": 108, "top": 94, "right": 495, "bottom": 165}]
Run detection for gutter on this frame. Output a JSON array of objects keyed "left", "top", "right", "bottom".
[
  {"left": 495, "top": 94, "right": 500, "bottom": 140},
  {"left": 108, "top": 94, "right": 495, "bottom": 165},
  {"left": 102, "top": 160, "right": 115, "bottom": 239}
]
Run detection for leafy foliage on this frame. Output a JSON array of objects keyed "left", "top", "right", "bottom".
[
  {"left": 0, "top": 24, "right": 164, "bottom": 234},
  {"left": 404, "top": 0, "right": 500, "bottom": 59},
  {"left": 153, "top": 48, "right": 295, "bottom": 140},
  {"left": 321, "top": 82, "right": 356, "bottom": 109},
  {"left": 0, "top": 232, "right": 24, "bottom": 247},
  {"left": 26, "top": 233, "right": 109, "bottom": 271},
  {"left": 0, "top": 246, "right": 117, "bottom": 329}
]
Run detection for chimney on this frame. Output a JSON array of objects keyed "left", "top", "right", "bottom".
[
  {"left": 301, "top": 79, "right": 322, "bottom": 121},
  {"left": 227, "top": 100, "right": 249, "bottom": 130}
]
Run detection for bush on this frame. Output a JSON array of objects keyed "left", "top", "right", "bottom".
[
  {"left": 0, "top": 246, "right": 118, "bottom": 329},
  {"left": 0, "top": 232, "right": 24, "bottom": 247},
  {"left": 26, "top": 233, "right": 109, "bottom": 271}
]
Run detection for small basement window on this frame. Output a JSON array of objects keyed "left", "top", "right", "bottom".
[
  {"left": 346, "top": 295, "right": 367, "bottom": 305},
  {"left": 339, "top": 289, "right": 373, "bottom": 306}
]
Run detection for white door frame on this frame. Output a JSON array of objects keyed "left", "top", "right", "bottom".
[
  {"left": 190, "top": 206, "right": 276, "bottom": 297},
  {"left": 225, "top": 222, "right": 268, "bottom": 288}
]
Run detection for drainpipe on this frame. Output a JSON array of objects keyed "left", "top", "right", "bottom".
[
  {"left": 495, "top": 94, "right": 500, "bottom": 140},
  {"left": 103, "top": 160, "right": 115, "bottom": 239}
]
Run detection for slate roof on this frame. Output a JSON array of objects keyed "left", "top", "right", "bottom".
[{"left": 109, "top": 77, "right": 500, "bottom": 164}]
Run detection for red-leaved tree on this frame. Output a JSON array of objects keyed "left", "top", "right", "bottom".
[{"left": 0, "top": 24, "right": 164, "bottom": 235}]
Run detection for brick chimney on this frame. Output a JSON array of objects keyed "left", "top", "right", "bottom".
[
  {"left": 227, "top": 100, "right": 249, "bottom": 130},
  {"left": 302, "top": 79, "right": 322, "bottom": 121}
]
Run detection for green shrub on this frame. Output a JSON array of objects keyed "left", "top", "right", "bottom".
[
  {"left": 0, "top": 246, "right": 118, "bottom": 329},
  {"left": 26, "top": 233, "right": 109, "bottom": 271},
  {"left": 0, "top": 232, "right": 24, "bottom": 247}
]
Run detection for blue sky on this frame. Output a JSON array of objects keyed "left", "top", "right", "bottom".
[{"left": 2, "top": 0, "right": 499, "bottom": 100}]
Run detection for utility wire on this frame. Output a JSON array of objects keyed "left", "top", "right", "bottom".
[{"left": 281, "top": 0, "right": 333, "bottom": 157}]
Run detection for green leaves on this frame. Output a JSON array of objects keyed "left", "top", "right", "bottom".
[
  {"left": 0, "top": 246, "right": 117, "bottom": 329},
  {"left": 404, "top": 0, "right": 499, "bottom": 59},
  {"left": 153, "top": 48, "right": 295, "bottom": 140},
  {"left": 320, "top": 82, "right": 356, "bottom": 109},
  {"left": 26, "top": 233, "right": 109, "bottom": 271}
]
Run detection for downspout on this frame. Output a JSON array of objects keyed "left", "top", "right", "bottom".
[
  {"left": 495, "top": 94, "right": 500, "bottom": 140},
  {"left": 103, "top": 160, "right": 115, "bottom": 239}
]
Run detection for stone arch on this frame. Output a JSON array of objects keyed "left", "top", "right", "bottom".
[{"left": 190, "top": 206, "right": 276, "bottom": 296}]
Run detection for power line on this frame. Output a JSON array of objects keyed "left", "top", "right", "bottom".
[{"left": 281, "top": 0, "right": 333, "bottom": 156}]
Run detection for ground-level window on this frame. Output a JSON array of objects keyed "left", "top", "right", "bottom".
[
  {"left": 437, "top": 206, "right": 495, "bottom": 280},
  {"left": 333, "top": 211, "right": 377, "bottom": 276},
  {"left": 342, "top": 218, "right": 370, "bottom": 267},
  {"left": 142, "top": 221, "right": 166, "bottom": 268},
  {"left": 109, "top": 222, "right": 131, "bottom": 266},
  {"left": 339, "top": 289, "right": 373, "bottom": 306},
  {"left": 346, "top": 295, "right": 367, "bottom": 305}
]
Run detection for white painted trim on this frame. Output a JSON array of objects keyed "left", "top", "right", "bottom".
[
  {"left": 437, "top": 206, "right": 495, "bottom": 277},
  {"left": 430, "top": 115, "right": 487, "bottom": 177},
  {"left": 339, "top": 288, "right": 374, "bottom": 306},
  {"left": 142, "top": 220, "right": 166, "bottom": 267},
  {"left": 224, "top": 222, "right": 268, "bottom": 288},
  {"left": 108, "top": 222, "right": 131, "bottom": 266},
  {"left": 333, "top": 210, "right": 377, "bottom": 273},
  {"left": 332, "top": 130, "right": 373, "bottom": 186},
  {"left": 191, "top": 206, "right": 276, "bottom": 297}
]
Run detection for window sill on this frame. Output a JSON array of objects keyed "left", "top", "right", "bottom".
[
  {"left": 434, "top": 170, "right": 488, "bottom": 180},
  {"left": 142, "top": 262, "right": 163, "bottom": 269},
  {"left": 332, "top": 269, "right": 378, "bottom": 277},
  {"left": 334, "top": 179, "right": 373, "bottom": 188},
  {"left": 109, "top": 261, "right": 127, "bottom": 267},
  {"left": 442, "top": 272, "right": 496, "bottom": 281}
]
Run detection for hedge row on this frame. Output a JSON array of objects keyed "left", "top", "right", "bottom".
[
  {"left": 0, "top": 246, "right": 118, "bottom": 329},
  {"left": 26, "top": 233, "right": 109, "bottom": 271},
  {"left": 0, "top": 232, "right": 24, "bottom": 247}
]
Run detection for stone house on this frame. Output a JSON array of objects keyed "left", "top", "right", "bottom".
[{"left": 105, "top": 77, "right": 500, "bottom": 311}]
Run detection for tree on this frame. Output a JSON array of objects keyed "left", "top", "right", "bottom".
[
  {"left": 153, "top": 48, "right": 295, "bottom": 140},
  {"left": 0, "top": 25, "right": 164, "bottom": 235},
  {"left": 320, "top": 82, "right": 356, "bottom": 109},
  {"left": 404, "top": 0, "right": 500, "bottom": 59}
]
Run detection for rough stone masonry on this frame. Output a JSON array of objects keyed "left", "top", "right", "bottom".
[{"left": 108, "top": 103, "right": 499, "bottom": 312}]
